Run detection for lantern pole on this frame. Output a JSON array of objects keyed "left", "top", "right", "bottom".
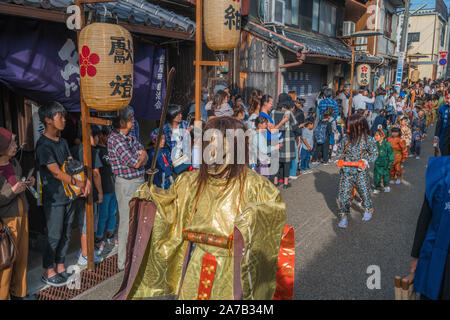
[
  {"left": 193, "top": 0, "right": 229, "bottom": 123},
  {"left": 195, "top": 0, "right": 202, "bottom": 124},
  {"left": 349, "top": 38, "right": 355, "bottom": 116},
  {"left": 76, "top": 0, "right": 114, "bottom": 271}
]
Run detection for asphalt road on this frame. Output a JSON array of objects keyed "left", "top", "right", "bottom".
[{"left": 75, "top": 132, "right": 434, "bottom": 300}]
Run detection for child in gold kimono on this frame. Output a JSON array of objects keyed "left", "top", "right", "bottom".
[
  {"left": 388, "top": 127, "right": 408, "bottom": 184},
  {"left": 114, "top": 117, "right": 288, "bottom": 300}
]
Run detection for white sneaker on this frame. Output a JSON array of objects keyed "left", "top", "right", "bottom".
[
  {"left": 77, "top": 252, "right": 104, "bottom": 266},
  {"left": 357, "top": 201, "right": 363, "bottom": 208},
  {"left": 289, "top": 175, "right": 299, "bottom": 180},
  {"left": 416, "top": 156, "right": 420, "bottom": 160},
  {"left": 362, "top": 211, "right": 372, "bottom": 222},
  {"left": 396, "top": 179, "right": 402, "bottom": 184},
  {"left": 389, "top": 180, "right": 395, "bottom": 184},
  {"left": 373, "top": 189, "right": 380, "bottom": 194},
  {"left": 384, "top": 187, "right": 391, "bottom": 193},
  {"left": 408, "top": 154, "right": 415, "bottom": 158}
]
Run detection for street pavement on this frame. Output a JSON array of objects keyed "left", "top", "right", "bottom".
[{"left": 75, "top": 132, "right": 435, "bottom": 300}]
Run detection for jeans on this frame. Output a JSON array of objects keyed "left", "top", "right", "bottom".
[
  {"left": 115, "top": 175, "right": 145, "bottom": 270},
  {"left": 300, "top": 148, "right": 312, "bottom": 170},
  {"left": 96, "top": 193, "right": 118, "bottom": 239},
  {"left": 289, "top": 141, "right": 299, "bottom": 177},
  {"left": 75, "top": 199, "right": 99, "bottom": 235},
  {"left": 42, "top": 202, "right": 76, "bottom": 269}
]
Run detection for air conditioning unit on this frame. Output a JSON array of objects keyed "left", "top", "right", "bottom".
[
  {"left": 343, "top": 21, "right": 355, "bottom": 37},
  {"left": 264, "top": 0, "right": 285, "bottom": 26}
]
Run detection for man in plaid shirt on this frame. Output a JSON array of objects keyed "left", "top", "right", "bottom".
[
  {"left": 107, "top": 106, "right": 147, "bottom": 270},
  {"left": 318, "top": 88, "right": 339, "bottom": 121}
]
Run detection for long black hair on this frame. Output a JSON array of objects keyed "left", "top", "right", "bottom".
[{"left": 346, "top": 113, "right": 370, "bottom": 144}]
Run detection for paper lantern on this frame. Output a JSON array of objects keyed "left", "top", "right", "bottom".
[
  {"left": 204, "top": 0, "right": 241, "bottom": 52},
  {"left": 79, "top": 23, "right": 133, "bottom": 111},
  {"left": 410, "top": 70, "right": 420, "bottom": 83},
  {"left": 357, "top": 64, "right": 371, "bottom": 87}
]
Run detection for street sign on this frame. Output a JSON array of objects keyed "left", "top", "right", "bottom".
[
  {"left": 395, "top": 52, "right": 405, "bottom": 91},
  {"left": 439, "top": 59, "right": 447, "bottom": 66}
]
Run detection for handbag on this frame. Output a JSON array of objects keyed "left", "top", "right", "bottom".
[{"left": 0, "top": 218, "right": 17, "bottom": 271}]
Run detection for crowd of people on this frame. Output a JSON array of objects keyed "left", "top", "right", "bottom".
[{"left": 0, "top": 77, "right": 449, "bottom": 300}]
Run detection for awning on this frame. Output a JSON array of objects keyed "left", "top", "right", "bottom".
[
  {"left": 245, "top": 21, "right": 384, "bottom": 65},
  {"left": 0, "top": 0, "right": 195, "bottom": 39}
]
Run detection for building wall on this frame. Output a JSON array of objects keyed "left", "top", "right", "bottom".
[{"left": 408, "top": 13, "right": 449, "bottom": 80}]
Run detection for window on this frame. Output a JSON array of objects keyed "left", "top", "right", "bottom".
[
  {"left": 441, "top": 25, "right": 446, "bottom": 47},
  {"left": 312, "top": 0, "right": 320, "bottom": 32},
  {"left": 408, "top": 32, "right": 420, "bottom": 43},
  {"left": 312, "top": 0, "right": 337, "bottom": 37},
  {"left": 291, "top": 0, "right": 300, "bottom": 26},
  {"left": 285, "top": 0, "right": 300, "bottom": 27},
  {"left": 384, "top": 12, "right": 392, "bottom": 37}
]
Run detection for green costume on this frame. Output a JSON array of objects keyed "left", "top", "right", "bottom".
[{"left": 374, "top": 132, "right": 394, "bottom": 189}]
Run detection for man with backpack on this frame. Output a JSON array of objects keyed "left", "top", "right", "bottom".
[{"left": 311, "top": 110, "right": 333, "bottom": 166}]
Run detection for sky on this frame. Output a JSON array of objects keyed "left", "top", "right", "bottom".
[{"left": 410, "top": 0, "right": 450, "bottom": 10}]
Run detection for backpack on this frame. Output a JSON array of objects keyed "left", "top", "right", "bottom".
[
  {"left": 314, "top": 122, "right": 328, "bottom": 144},
  {"left": 61, "top": 158, "right": 85, "bottom": 200}
]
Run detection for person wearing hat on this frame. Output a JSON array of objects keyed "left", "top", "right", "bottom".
[
  {"left": 146, "top": 128, "right": 174, "bottom": 190},
  {"left": 373, "top": 127, "right": 394, "bottom": 194},
  {"left": 0, "top": 128, "right": 34, "bottom": 299}
]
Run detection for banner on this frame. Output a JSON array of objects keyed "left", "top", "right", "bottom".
[{"left": 0, "top": 16, "right": 165, "bottom": 120}]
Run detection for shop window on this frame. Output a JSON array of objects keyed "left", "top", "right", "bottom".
[
  {"left": 441, "top": 25, "right": 446, "bottom": 48},
  {"left": 408, "top": 32, "right": 420, "bottom": 43},
  {"left": 384, "top": 12, "right": 392, "bottom": 38}
]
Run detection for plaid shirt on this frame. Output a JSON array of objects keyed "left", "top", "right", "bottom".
[
  {"left": 318, "top": 98, "right": 339, "bottom": 121},
  {"left": 107, "top": 129, "right": 145, "bottom": 179}
]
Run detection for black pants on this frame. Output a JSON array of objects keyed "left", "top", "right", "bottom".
[
  {"left": 313, "top": 141, "right": 330, "bottom": 162},
  {"left": 277, "top": 162, "right": 291, "bottom": 180},
  {"left": 42, "top": 202, "right": 76, "bottom": 269}
]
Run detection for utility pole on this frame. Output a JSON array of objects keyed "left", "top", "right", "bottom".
[{"left": 395, "top": 0, "right": 410, "bottom": 92}]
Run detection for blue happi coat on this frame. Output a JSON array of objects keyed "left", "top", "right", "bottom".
[{"left": 414, "top": 156, "right": 450, "bottom": 300}]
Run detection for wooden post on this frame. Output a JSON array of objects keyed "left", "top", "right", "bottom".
[
  {"left": 349, "top": 39, "right": 355, "bottom": 116},
  {"left": 76, "top": 0, "right": 95, "bottom": 271},
  {"left": 195, "top": 0, "right": 202, "bottom": 123}
]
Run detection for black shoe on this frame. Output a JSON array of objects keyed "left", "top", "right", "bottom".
[
  {"left": 41, "top": 274, "right": 67, "bottom": 287},
  {"left": 282, "top": 183, "right": 291, "bottom": 189},
  {"left": 58, "top": 271, "right": 73, "bottom": 281},
  {"left": 10, "top": 294, "right": 37, "bottom": 300}
]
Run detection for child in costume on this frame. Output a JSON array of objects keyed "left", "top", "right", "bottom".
[
  {"left": 373, "top": 127, "right": 394, "bottom": 194},
  {"left": 114, "top": 117, "right": 288, "bottom": 300},
  {"left": 399, "top": 116, "right": 412, "bottom": 152},
  {"left": 146, "top": 129, "right": 174, "bottom": 190},
  {"left": 388, "top": 127, "right": 408, "bottom": 184},
  {"left": 336, "top": 113, "right": 378, "bottom": 229},
  {"left": 410, "top": 109, "right": 427, "bottom": 159}
]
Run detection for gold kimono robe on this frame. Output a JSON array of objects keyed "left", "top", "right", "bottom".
[{"left": 122, "top": 169, "right": 286, "bottom": 300}]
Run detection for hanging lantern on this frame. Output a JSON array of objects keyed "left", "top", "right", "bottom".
[
  {"left": 78, "top": 23, "right": 133, "bottom": 111},
  {"left": 204, "top": 0, "right": 241, "bottom": 52},
  {"left": 357, "top": 64, "right": 371, "bottom": 87}
]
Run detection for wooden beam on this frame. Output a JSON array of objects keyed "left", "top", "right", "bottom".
[
  {"left": 0, "top": 3, "right": 194, "bottom": 40},
  {"left": 88, "top": 117, "right": 112, "bottom": 126},
  {"left": 193, "top": 61, "right": 228, "bottom": 67},
  {"left": 0, "top": 2, "right": 66, "bottom": 23}
]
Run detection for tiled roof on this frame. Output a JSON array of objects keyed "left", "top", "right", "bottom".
[
  {"left": 0, "top": 0, "right": 195, "bottom": 34},
  {"left": 245, "top": 21, "right": 384, "bottom": 64}
]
